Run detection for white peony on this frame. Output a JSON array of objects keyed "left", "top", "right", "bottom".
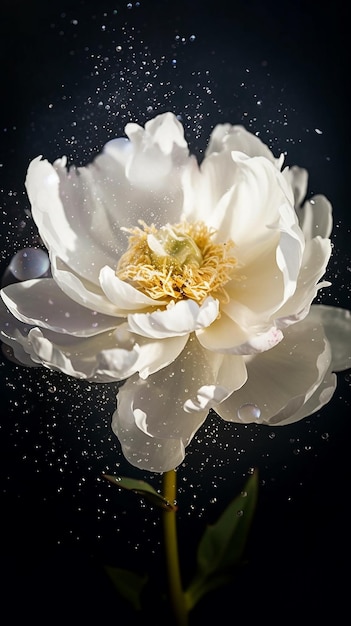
[{"left": 1, "top": 112, "right": 350, "bottom": 472}]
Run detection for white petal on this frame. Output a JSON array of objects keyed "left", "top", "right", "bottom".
[
  {"left": 127, "top": 297, "right": 219, "bottom": 339},
  {"left": 25, "top": 157, "right": 118, "bottom": 285},
  {"left": 1, "top": 279, "right": 118, "bottom": 337},
  {"left": 297, "top": 194, "right": 333, "bottom": 240},
  {"left": 205, "top": 124, "right": 276, "bottom": 163},
  {"left": 182, "top": 150, "right": 300, "bottom": 275},
  {"left": 99, "top": 265, "right": 167, "bottom": 313},
  {"left": 216, "top": 314, "right": 332, "bottom": 425},
  {"left": 26, "top": 116, "right": 192, "bottom": 286},
  {"left": 112, "top": 336, "right": 247, "bottom": 446},
  {"left": 276, "top": 237, "right": 332, "bottom": 327},
  {"left": 269, "top": 370, "right": 337, "bottom": 425},
  {"left": 112, "top": 389, "right": 186, "bottom": 472},
  {"left": 307, "top": 305, "right": 351, "bottom": 372},
  {"left": 26, "top": 327, "right": 141, "bottom": 381},
  {"left": 222, "top": 227, "right": 302, "bottom": 330},
  {"left": 283, "top": 165, "right": 309, "bottom": 208},
  {"left": 131, "top": 334, "right": 189, "bottom": 379},
  {"left": 121, "top": 113, "right": 189, "bottom": 191},
  {"left": 197, "top": 311, "right": 283, "bottom": 354},
  {"left": 125, "top": 112, "right": 188, "bottom": 156},
  {"left": 115, "top": 370, "right": 205, "bottom": 442},
  {"left": 0, "top": 301, "right": 39, "bottom": 367},
  {"left": 51, "top": 255, "right": 119, "bottom": 316}
]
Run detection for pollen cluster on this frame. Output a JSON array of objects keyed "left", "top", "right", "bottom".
[{"left": 116, "top": 220, "right": 237, "bottom": 304}]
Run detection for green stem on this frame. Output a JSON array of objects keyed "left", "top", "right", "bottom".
[{"left": 162, "top": 469, "right": 189, "bottom": 626}]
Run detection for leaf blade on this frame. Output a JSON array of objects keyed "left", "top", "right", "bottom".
[
  {"left": 104, "top": 566, "right": 148, "bottom": 611},
  {"left": 102, "top": 474, "right": 176, "bottom": 511},
  {"left": 186, "top": 471, "right": 258, "bottom": 609}
]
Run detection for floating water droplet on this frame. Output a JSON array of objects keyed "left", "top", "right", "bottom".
[
  {"left": 237, "top": 403, "right": 261, "bottom": 422},
  {"left": 8, "top": 248, "right": 50, "bottom": 281}
]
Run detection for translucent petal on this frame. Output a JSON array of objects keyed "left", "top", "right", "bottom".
[
  {"left": 216, "top": 314, "right": 332, "bottom": 425},
  {"left": 127, "top": 297, "right": 219, "bottom": 338}
]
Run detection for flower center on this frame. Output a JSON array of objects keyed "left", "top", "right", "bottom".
[{"left": 116, "top": 220, "right": 237, "bottom": 304}]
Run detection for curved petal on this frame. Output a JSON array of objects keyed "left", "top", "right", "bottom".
[
  {"left": 26, "top": 115, "right": 191, "bottom": 286},
  {"left": 0, "top": 302, "right": 188, "bottom": 382},
  {"left": 99, "top": 265, "right": 167, "bottom": 313},
  {"left": 0, "top": 300, "right": 39, "bottom": 367},
  {"left": 1, "top": 278, "right": 118, "bottom": 337},
  {"left": 102, "top": 329, "right": 189, "bottom": 380},
  {"left": 51, "top": 255, "right": 120, "bottom": 316},
  {"left": 127, "top": 297, "right": 219, "bottom": 339},
  {"left": 216, "top": 313, "right": 332, "bottom": 425},
  {"left": 276, "top": 237, "right": 332, "bottom": 327},
  {"left": 307, "top": 305, "right": 351, "bottom": 372},
  {"left": 222, "top": 225, "right": 303, "bottom": 329},
  {"left": 197, "top": 311, "right": 283, "bottom": 354},
  {"left": 205, "top": 124, "right": 277, "bottom": 163},
  {"left": 112, "top": 336, "right": 247, "bottom": 448},
  {"left": 122, "top": 112, "right": 189, "bottom": 188},
  {"left": 112, "top": 387, "right": 186, "bottom": 472},
  {"left": 297, "top": 194, "right": 333, "bottom": 240},
  {"left": 182, "top": 151, "right": 302, "bottom": 284},
  {"left": 268, "top": 370, "right": 336, "bottom": 426},
  {"left": 25, "top": 156, "right": 118, "bottom": 285},
  {"left": 283, "top": 165, "right": 309, "bottom": 208}
]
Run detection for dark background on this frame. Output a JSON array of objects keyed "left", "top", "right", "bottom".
[{"left": 0, "top": 1, "right": 350, "bottom": 623}]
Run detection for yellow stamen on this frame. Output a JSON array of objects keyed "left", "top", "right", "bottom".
[{"left": 116, "top": 220, "right": 237, "bottom": 304}]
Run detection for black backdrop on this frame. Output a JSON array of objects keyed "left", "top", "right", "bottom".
[{"left": 1, "top": 1, "right": 350, "bottom": 623}]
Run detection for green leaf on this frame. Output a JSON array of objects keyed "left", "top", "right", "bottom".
[
  {"left": 104, "top": 566, "right": 148, "bottom": 611},
  {"left": 102, "top": 474, "right": 176, "bottom": 511},
  {"left": 185, "top": 470, "right": 259, "bottom": 610}
]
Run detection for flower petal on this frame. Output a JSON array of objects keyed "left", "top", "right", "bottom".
[
  {"left": 127, "top": 297, "right": 219, "bottom": 339},
  {"left": 216, "top": 313, "right": 332, "bottom": 425},
  {"left": 122, "top": 112, "right": 189, "bottom": 189},
  {"left": 276, "top": 237, "right": 331, "bottom": 327},
  {"left": 182, "top": 150, "right": 302, "bottom": 278},
  {"left": 99, "top": 265, "right": 167, "bottom": 314},
  {"left": 297, "top": 194, "right": 333, "bottom": 240},
  {"left": 0, "top": 301, "right": 39, "bottom": 367},
  {"left": 112, "top": 335, "right": 247, "bottom": 450},
  {"left": 26, "top": 114, "right": 192, "bottom": 286},
  {"left": 0, "top": 296, "right": 188, "bottom": 383},
  {"left": 112, "top": 389, "right": 186, "bottom": 472},
  {"left": 197, "top": 311, "right": 283, "bottom": 354},
  {"left": 1, "top": 279, "right": 118, "bottom": 337},
  {"left": 283, "top": 165, "right": 308, "bottom": 208},
  {"left": 25, "top": 156, "right": 118, "bottom": 285},
  {"left": 205, "top": 124, "right": 276, "bottom": 163},
  {"left": 51, "top": 255, "right": 120, "bottom": 316},
  {"left": 101, "top": 330, "right": 189, "bottom": 380},
  {"left": 307, "top": 305, "right": 351, "bottom": 372}
]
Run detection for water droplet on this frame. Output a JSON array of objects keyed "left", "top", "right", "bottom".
[
  {"left": 237, "top": 403, "right": 261, "bottom": 422},
  {"left": 8, "top": 248, "right": 50, "bottom": 281}
]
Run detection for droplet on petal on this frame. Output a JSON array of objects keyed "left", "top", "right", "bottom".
[
  {"left": 237, "top": 403, "right": 261, "bottom": 422},
  {"left": 8, "top": 248, "right": 50, "bottom": 281}
]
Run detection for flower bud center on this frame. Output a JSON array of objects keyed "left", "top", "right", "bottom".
[
  {"left": 116, "top": 220, "right": 237, "bottom": 305},
  {"left": 147, "top": 226, "right": 203, "bottom": 268}
]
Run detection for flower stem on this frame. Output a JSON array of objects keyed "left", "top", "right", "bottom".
[{"left": 162, "top": 469, "right": 188, "bottom": 626}]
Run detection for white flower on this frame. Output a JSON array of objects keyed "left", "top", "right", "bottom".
[{"left": 1, "top": 113, "right": 350, "bottom": 472}]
